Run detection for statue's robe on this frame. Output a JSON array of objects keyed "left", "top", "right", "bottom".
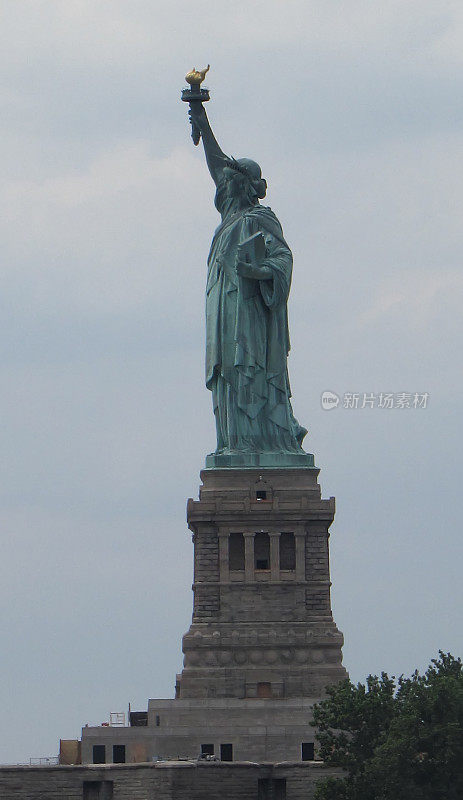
[{"left": 206, "top": 191, "right": 307, "bottom": 453}]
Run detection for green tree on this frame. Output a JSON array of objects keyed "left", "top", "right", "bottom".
[{"left": 311, "top": 652, "right": 463, "bottom": 800}]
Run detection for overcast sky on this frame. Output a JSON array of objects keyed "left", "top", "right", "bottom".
[{"left": 1, "top": 0, "right": 462, "bottom": 764}]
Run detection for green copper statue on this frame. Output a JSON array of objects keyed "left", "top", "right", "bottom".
[{"left": 182, "top": 68, "right": 313, "bottom": 468}]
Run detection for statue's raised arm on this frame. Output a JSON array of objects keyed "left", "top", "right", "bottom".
[
  {"left": 188, "top": 103, "right": 227, "bottom": 187},
  {"left": 181, "top": 64, "right": 226, "bottom": 186}
]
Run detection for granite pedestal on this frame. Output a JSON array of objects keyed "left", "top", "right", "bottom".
[{"left": 80, "top": 466, "right": 347, "bottom": 765}]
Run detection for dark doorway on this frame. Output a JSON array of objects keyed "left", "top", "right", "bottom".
[
  {"left": 301, "top": 742, "right": 315, "bottom": 761},
  {"left": 92, "top": 745, "right": 105, "bottom": 764},
  {"left": 112, "top": 744, "right": 126, "bottom": 763},
  {"left": 257, "top": 682, "right": 272, "bottom": 698},
  {"left": 83, "top": 781, "right": 113, "bottom": 800},
  {"left": 220, "top": 743, "right": 233, "bottom": 761},
  {"left": 229, "top": 532, "right": 245, "bottom": 570},
  {"left": 258, "top": 778, "right": 286, "bottom": 800},
  {"left": 201, "top": 743, "right": 214, "bottom": 756}
]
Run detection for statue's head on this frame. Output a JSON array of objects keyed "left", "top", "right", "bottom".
[{"left": 223, "top": 157, "right": 267, "bottom": 204}]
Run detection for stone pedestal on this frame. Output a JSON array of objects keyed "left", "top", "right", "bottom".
[
  {"left": 178, "top": 467, "right": 347, "bottom": 700},
  {"left": 80, "top": 466, "right": 348, "bottom": 765}
]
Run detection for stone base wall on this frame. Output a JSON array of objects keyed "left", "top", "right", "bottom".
[
  {"left": 0, "top": 761, "right": 343, "bottom": 800},
  {"left": 181, "top": 618, "right": 345, "bottom": 699},
  {"left": 180, "top": 468, "right": 347, "bottom": 700}
]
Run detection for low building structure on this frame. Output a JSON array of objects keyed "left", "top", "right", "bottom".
[{"left": 0, "top": 759, "right": 344, "bottom": 800}]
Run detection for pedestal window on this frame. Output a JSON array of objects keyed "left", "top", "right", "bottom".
[
  {"left": 229, "top": 532, "right": 245, "bottom": 570},
  {"left": 254, "top": 532, "right": 270, "bottom": 570},
  {"left": 279, "top": 532, "right": 296, "bottom": 571}
]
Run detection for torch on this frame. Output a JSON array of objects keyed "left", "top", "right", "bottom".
[{"left": 181, "top": 65, "right": 210, "bottom": 146}]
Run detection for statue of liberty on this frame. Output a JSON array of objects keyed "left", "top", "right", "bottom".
[{"left": 183, "top": 69, "right": 311, "bottom": 468}]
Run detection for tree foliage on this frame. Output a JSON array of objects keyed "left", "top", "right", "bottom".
[{"left": 311, "top": 652, "right": 463, "bottom": 800}]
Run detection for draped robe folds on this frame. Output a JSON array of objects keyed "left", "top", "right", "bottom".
[{"left": 206, "top": 194, "right": 307, "bottom": 454}]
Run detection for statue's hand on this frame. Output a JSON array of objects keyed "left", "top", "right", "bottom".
[{"left": 236, "top": 260, "right": 272, "bottom": 280}]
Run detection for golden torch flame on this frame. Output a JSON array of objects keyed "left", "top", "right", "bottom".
[{"left": 185, "top": 65, "right": 210, "bottom": 86}]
